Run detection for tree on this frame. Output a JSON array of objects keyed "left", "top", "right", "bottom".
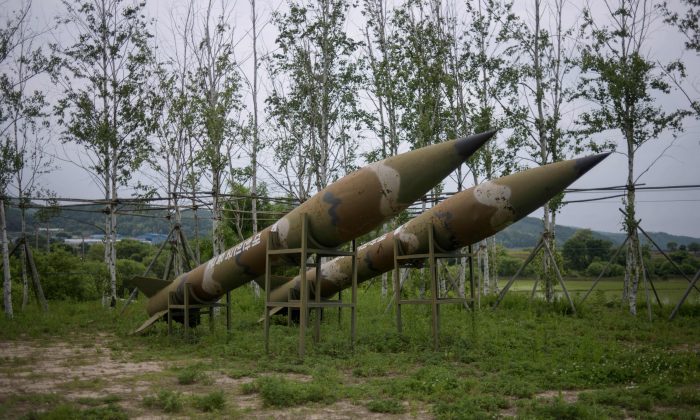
[
  {"left": 445, "top": 0, "right": 523, "bottom": 295},
  {"left": 562, "top": 229, "right": 613, "bottom": 271},
  {"left": 662, "top": 0, "right": 700, "bottom": 52},
  {"left": 661, "top": 0, "right": 700, "bottom": 116},
  {"left": 574, "top": 0, "right": 689, "bottom": 314},
  {"left": 267, "top": 0, "right": 367, "bottom": 201},
  {"left": 1, "top": 1, "right": 55, "bottom": 317},
  {"left": 667, "top": 241, "right": 678, "bottom": 252},
  {"left": 515, "top": 0, "right": 578, "bottom": 301},
  {"left": 149, "top": 2, "right": 197, "bottom": 275},
  {"left": 54, "top": 0, "right": 156, "bottom": 305},
  {"left": 188, "top": 0, "right": 243, "bottom": 256}
]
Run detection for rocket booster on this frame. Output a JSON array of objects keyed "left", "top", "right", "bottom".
[
  {"left": 140, "top": 131, "right": 496, "bottom": 317},
  {"left": 267, "top": 153, "right": 611, "bottom": 304}
]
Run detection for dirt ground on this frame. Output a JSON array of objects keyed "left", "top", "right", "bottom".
[{"left": 0, "top": 335, "right": 427, "bottom": 418}]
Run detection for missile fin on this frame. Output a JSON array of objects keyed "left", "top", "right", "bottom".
[
  {"left": 132, "top": 309, "right": 168, "bottom": 335},
  {"left": 126, "top": 276, "right": 172, "bottom": 298}
]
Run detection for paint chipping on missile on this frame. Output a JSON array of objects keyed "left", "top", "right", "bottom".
[
  {"left": 202, "top": 260, "right": 223, "bottom": 295},
  {"left": 474, "top": 181, "right": 516, "bottom": 230},
  {"left": 394, "top": 226, "right": 420, "bottom": 254},
  {"left": 271, "top": 217, "right": 290, "bottom": 248},
  {"left": 320, "top": 260, "right": 347, "bottom": 284},
  {"left": 368, "top": 162, "right": 401, "bottom": 216}
]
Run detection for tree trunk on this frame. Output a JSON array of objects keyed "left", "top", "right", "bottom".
[
  {"left": 109, "top": 172, "right": 118, "bottom": 306},
  {"left": 250, "top": 0, "right": 261, "bottom": 298},
  {"left": 481, "top": 241, "right": 490, "bottom": 294},
  {"left": 625, "top": 123, "right": 640, "bottom": 315},
  {"left": 1, "top": 200, "right": 13, "bottom": 319},
  {"left": 20, "top": 205, "right": 28, "bottom": 309}
]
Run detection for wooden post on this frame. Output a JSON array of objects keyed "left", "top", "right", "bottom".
[
  {"left": 184, "top": 283, "right": 190, "bottom": 340},
  {"left": 264, "top": 236, "right": 272, "bottom": 353},
  {"left": 314, "top": 253, "right": 321, "bottom": 344},
  {"left": 393, "top": 236, "right": 402, "bottom": 333},
  {"left": 493, "top": 237, "right": 544, "bottom": 309},
  {"left": 299, "top": 214, "right": 309, "bottom": 358},
  {"left": 669, "top": 269, "right": 700, "bottom": 320},
  {"left": 24, "top": 242, "right": 47, "bottom": 312},
  {"left": 429, "top": 226, "right": 439, "bottom": 349},
  {"left": 350, "top": 238, "right": 357, "bottom": 348},
  {"left": 580, "top": 234, "right": 630, "bottom": 303},
  {"left": 542, "top": 239, "right": 576, "bottom": 314}
]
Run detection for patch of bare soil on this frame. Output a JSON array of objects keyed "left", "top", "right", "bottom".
[
  {"left": 1, "top": 336, "right": 430, "bottom": 418},
  {"left": 0, "top": 338, "right": 164, "bottom": 398}
]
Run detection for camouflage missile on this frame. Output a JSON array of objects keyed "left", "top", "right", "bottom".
[
  {"left": 133, "top": 130, "right": 496, "bottom": 324},
  {"left": 267, "top": 153, "right": 611, "bottom": 305}
]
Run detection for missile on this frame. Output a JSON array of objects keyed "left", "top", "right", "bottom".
[
  {"left": 131, "top": 130, "right": 496, "bottom": 328},
  {"left": 266, "top": 153, "right": 611, "bottom": 305}
]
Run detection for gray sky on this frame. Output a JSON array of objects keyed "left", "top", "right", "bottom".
[{"left": 4, "top": 0, "right": 700, "bottom": 238}]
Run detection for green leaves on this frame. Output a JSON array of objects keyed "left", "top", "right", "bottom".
[
  {"left": 267, "top": 0, "right": 367, "bottom": 196},
  {"left": 55, "top": 0, "right": 156, "bottom": 187}
]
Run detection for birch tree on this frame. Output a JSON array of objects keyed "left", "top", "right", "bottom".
[
  {"left": 574, "top": 0, "right": 689, "bottom": 314},
  {"left": 55, "top": 0, "right": 155, "bottom": 305},
  {"left": 446, "top": 0, "right": 523, "bottom": 296},
  {"left": 363, "top": 0, "right": 403, "bottom": 296},
  {"left": 1, "top": 1, "right": 55, "bottom": 317},
  {"left": 188, "top": 0, "right": 243, "bottom": 256},
  {"left": 516, "top": 0, "right": 576, "bottom": 301},
  {"left": 267, "top": 0, "right": 367, "bottom": 200}
]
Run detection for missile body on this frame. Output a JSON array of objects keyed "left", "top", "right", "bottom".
[
  {"left": 268, "top": 154, "right": 610, "bottom": 303},
  {"left": 141, "top": 131, "right": 495, "bottom": 317}
]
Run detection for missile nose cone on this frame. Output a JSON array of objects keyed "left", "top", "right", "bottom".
[
  {"left": 454, "top": 129, "right": 498, "bottom": 158},
  {"left": 573, "top": 152, "right": 612, "bottom": 176}
]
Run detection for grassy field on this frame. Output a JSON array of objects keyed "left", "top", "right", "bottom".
[
  {"left": 0, "top": 281, "right": 698, "bottom": 419},
  {"left": 505, "top": 278, "right": 699, "bottom": 306}
]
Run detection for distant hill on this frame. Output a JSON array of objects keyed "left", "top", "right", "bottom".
[
  {"left": 5, "top": 203, "right": 698, "bottom": 251},
  {"left": 4, "top": 204, "right": 213, "bottom": 239},
  {"left": 496, "top": 216, "right": 700, "bottom": 249}
]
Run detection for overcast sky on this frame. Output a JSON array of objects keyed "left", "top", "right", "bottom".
[{"left": 4, "top": 0, "right": 700, "bottom": 238}]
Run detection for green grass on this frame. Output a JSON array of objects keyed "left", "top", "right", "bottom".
[
  {"left": 191, "top": 390, "right": 226, "bottom": 412},
  {"left": 22, "top": 403, "right": 128, "bottom": 420},
  {"left": 175, "top": 363, "right": 211, "bottom": 385},
  {"left": 366, "top": 398, "right": 406, "bottom": 414},
  {"left": 1, "top": 279, "right": 699, "bottom": 418},
  {"left": 142, "top": 390, "right": 184, "bottom": 413}
]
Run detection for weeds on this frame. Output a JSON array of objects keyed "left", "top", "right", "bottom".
[
  {"left": 142, "top": 390, "right": 184, "bottom": 413},
  {"left": 366, "top": 399, "right": 406, "bottom": 414},
  {"left": 0, "top": 284, "right": 699, "bottom": 418},
  {"left": 192, "top": 390, "right": 226, "bottom": 412}
]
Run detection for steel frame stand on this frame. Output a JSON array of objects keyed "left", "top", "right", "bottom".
[
  {"left": 579, "top": 210, "right": 695, "bottom": 320},
  {"left": 120, "top": 223, "right": 197, "bottom": 316},
  {"left": 167, "top": 283, "right": 231, "bottom": 339},
  {"left": 0, "top": 236, "right": 48, "bottom": 312},
  {"left": 393, "top": 223, "right": 474, "bottom": 350},
  {"left": 264, "top": 214, "right": 357, "bottom": 358},
  {"left": 669, "top": 268, "right": 700, "bottom": 320},
  {"left": 493, "top": 231, "right": 576, "bottom": 314}
]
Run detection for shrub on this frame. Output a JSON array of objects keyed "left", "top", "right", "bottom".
[{"left": 192, "top": 391, "right": 225, "bottom": 412}]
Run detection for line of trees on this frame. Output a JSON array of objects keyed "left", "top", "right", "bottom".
[{"left": 1, "top": 0, "right": 698, "bottom": 317}]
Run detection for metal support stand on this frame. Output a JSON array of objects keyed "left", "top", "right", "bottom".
[
  {"left": 580, "top": 211, "right": 689, "bottom": 320},
  {"left": 167, "top": 283, "right": 231, "bottom": 339},
  {"left": 669, "top": 268, "right": 700, "bottom": 320},
  {"left": 393, "top": 224, "right": 474, "bottom": 350},
  {"left": 264, "top": 214, "right": 357, "bottom": 358},
  {"left": 493, "top": 232, "right": 576, "bottom": 314},
  {"left": 120, "top": 223, "right": 196, "bottom": 316}
]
